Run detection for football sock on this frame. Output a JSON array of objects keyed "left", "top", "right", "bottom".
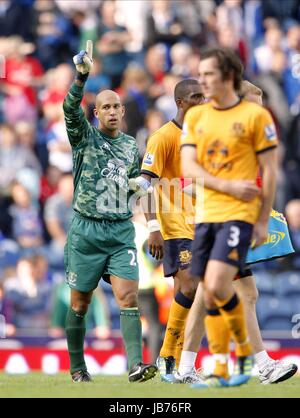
[
  {"left": 65, "top": 308, "right": 87, "bottom": 374},
  {"left": 254, "top": 350, "right": 273, "bottom": 370},
  {"left": 120, "top": 308, "right": 142, "bottom": 370},
  {"left": 215, "top": 293, "right": 252, "bottom": 357},
  {"left": 205, "top": 309, "right": 231, "bottom": 379},
  {"left": 178, "top": 350, "right": 198, "bottom": 376},
  {"left": 160, "top": 292, "right": 193, "bottom": 359},
  {"left": 213, "top": 355, "right": 230, "bottom": 380}
]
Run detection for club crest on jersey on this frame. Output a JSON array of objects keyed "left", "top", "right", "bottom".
[
  {"left": 264, "top": 124, "right": 277, "bottom": 141},
  {"left": 231, "top": 122, "right": 245, "bottom": 138},
  {"left": 143, "top": 153, "right": 154, "bottom": 166},
  {"left": 125, "top": 149, "right": 135, "bottom": 163},
  {"left": 179, "top": 249, "right": 192, "bottom": 265},
  {"left": 101, "top": 142, "right": 110, "bottom": 151},
  {"left": 206, "top": 139, "right": 232, "bottom": 171}
]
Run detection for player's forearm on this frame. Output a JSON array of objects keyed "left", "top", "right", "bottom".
[
  {"left": 257, "top": 150, "right": 278, "bottom": 223},
  {"left": 63, "top": 81, "right": 85, "bottom": 113},
  {"left": 140, "top": 174, "right": 158, "bottom": 222},
  {"left": 182, "top": 159, "right": 225, "bottom": 192},
  {"left": 258, "top": 167, "right": 276, "bottom": 223}
]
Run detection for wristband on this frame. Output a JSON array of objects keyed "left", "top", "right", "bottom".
[
  {"left": 147, "top": 219, "right": 160, "bottom": 233},
  {"left": 75, "top": 71, "right": 89, "bottom": 83}
]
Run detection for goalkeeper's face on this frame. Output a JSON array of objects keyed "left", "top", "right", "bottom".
[{"left": 94, "top": 90, "right": 125, "bottom": 134}]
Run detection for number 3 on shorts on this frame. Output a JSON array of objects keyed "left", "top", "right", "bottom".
[
  {"left": 128, "top": 250, "right": 137, "bottom": 266},
  {"left": 227, "top": 225, "right": 240, "bottom": 247}
]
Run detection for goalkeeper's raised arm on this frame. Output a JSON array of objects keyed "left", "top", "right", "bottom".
[{"left": 63, "top": 40, "right": 93, "bottom": 146}]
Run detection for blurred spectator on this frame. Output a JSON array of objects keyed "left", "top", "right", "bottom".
[
  {"left": 44, "top": 173, "right": 73, "bottom": 268},
  {"left": 244, "top": 0, "right": 264, "bottom": 49},
  {"left": 284, "top": 112, "right": 300, "bottom": 202},
  {"left": 0, "top": 0, "right": 34, "bottom": 41},
  {"left": 50, "top": 281, "right": 111, "bottom": 339},
  {"left": 285, "top": 200, "right": 300, "bottom": 270},
  {"left": 41, "top": 63, "right": 74, "bottom": 127},
  {"left": 253, "top": 27, "right": 284, "bottom": 74},
  {"left": 4, "top": 254, "right": 52, "bottom": 330},
  {"left": 0, "top": 36, "right": 44, "bottom": 124},
  {"left": 171, "top": 0, "right": 206, "bottom": 46},
  {"left": 186, "top": 52, "right": 201, "bottom": 79},
  {"left": 9, "top": 182, "right": 44, "bottom": 250},
  {"left": 121, "top": 65, "right": 152, "bottom": 137},
  {"left": 144, "top": 43, "right": 168, "bottom": 100},
  {"left": 283, "top": 24, "right": 300, "bottom": 108},
  {"left": 0, "top": 276, "right": 15, "bottom": 337},
  {"left": 33, "top": 0, "right": 76, "bottom": 70},
  {"left": 0, "top": 123, "right": 41, "bottom": 191},
  {"left": 261, "top": 0, "right": 300, "bottom": 25},
  {"left": 254, "top": 51, "right": 291, "bottom": 136},
  {"left": 46, "top": 110, "right": 72, "bottom": 173},
  {"left": 144, "top": 0, "right": 185, "bottom": 48},
  {"left": 115, "top": 0, "right": 149, "bottom": 62},
  {"left": 136, "top": 109, "right": 166, "bottom": 160},
  {"left": 217, "top": 25, "right": 248, "bottom": 67},
  {"left": 15, "top": 120, "right": 37, "bottom": 151},
  {"left": 170, "top": 42, "right": 193, "bottom": 78},
  {"left": 84, "top": 56, "right": 111, "bottom": 120},
  {"left": 39, "top": 165, "right": 62, "bottom": 206},
  {"left": 216, "top": 0, "right": 244, "bottom": 39},
  {"left": 96, "top": 0, "right": 131, "bottom": 89},
  {"left": 155, "top": 73, "right": 181, "bottom": 120}
]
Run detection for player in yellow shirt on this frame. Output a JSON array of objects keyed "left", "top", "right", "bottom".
[
  {"left": 188, "top": 81, "right": 297, "bottom": 387},
  {"left": 139, "top": 79, "right": 203, "bottom": 380},
  {"left": 134, "top": 79, "right": 255, "bottom": 384},
  {"left": 180, "top": 47, "right": 278, "bottom": 385}
]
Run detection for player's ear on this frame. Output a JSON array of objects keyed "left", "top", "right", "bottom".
[
  {"left": 121, "top": 105, "right": 125, "bottom": 117},
  {"left": 175, "top": 98, "right": 182, "bottom": 108},
  {"left": 93, "top": 108, "right": 98, "bottom": 118}
]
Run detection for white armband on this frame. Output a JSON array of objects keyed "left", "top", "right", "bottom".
[{"left": 147, "top": 219, "right": 160, "bottom": 233}]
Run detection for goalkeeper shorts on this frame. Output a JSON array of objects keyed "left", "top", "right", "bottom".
[{"left": 64, "top": 212, "right": 139, "bottom": 292}]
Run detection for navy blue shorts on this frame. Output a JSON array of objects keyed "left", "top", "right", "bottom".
[
  {"left": 163, "top": 238, "right": 193, "bottom": 277},
  {"left": 191, "top": 221, "right": 253, "bottom": 278}
]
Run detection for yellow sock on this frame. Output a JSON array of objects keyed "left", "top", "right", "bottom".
[
  {"left": 160, "top": 299, "right": 190, "bottom": 358},
  {"left": 215, "top": 293, "right": 252, "bottom": 357},
  {"left": 174, "top": 325, "right": 185, "bottom": 368},
  {"left": 205, "top": 313, "right": 230, "bottom": 379}
]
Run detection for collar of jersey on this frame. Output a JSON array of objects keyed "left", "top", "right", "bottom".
[
  {"left": 212, "top": 98, "right": 242, "bottom": 111},
  {"left": 98, "top": 129, "right": 123, "bottom": 140}
]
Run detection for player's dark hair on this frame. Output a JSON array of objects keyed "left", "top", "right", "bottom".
[
  {"left": 174, "top": 79, "right": 201, "bottom": 101},
  {"left": 200, "top": 47, "right": 244, "bottom": 91}
]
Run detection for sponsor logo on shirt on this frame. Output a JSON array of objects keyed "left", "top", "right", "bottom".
[
  {"left": 101, "top": 158, "right": 127, "bottom": 187},
  {"left": 143, "top": 153, "right": 154, "bottom": 166},
  {"left": 264, "top": 124, "right": 277, "bottom": 141}
]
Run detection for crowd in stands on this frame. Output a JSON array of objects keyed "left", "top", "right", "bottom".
[{"left": 1, "top": 0, "right": 300, "bottom": 359}]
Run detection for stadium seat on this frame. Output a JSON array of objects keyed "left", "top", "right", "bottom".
[
  {"left": 253, "top": 271, "right": 276, "bottom": 297},
  {"left": 256, "top": 296, "right": 295, "bottom": 330},
  {"left": 275, "top": 271, "right": 300, "bottom": 300}
]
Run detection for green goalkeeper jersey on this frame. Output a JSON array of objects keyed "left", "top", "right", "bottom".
[{"left": 63, "top": 83, "right": 140, "bottom": 221}]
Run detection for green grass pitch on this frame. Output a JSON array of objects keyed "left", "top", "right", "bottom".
[{"left": 0, "top": 373, "right": 299, "bottom": 398}]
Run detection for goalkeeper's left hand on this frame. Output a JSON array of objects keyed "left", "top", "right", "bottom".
[
  {"left": 128, "top": 176, "right": 153, "bottom": 197},
  {"left": 73, "top": 40, "right": 93, "bottom": 74}
]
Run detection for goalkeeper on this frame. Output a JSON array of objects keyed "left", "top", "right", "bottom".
[{"left": 63, "top": 41, "right": 157, "bottom": 383}]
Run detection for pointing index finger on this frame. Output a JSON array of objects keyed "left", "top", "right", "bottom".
[{"left": 86, "top": 40, "right": 93, "bottom": 59}]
